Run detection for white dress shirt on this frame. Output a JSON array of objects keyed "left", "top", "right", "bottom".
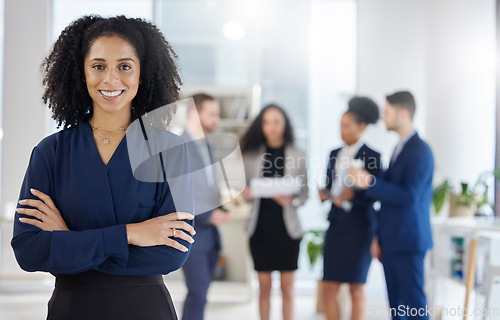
[{"left": 331, "top": 139, "right": 364, "bottom": 211}]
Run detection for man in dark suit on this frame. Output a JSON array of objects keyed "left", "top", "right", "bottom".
[
  {"left": 181, "top": 93, "right": 230, "bottom": 320},
  {"left": 350, "top": 91, "right": 434, "bottom": 320}
]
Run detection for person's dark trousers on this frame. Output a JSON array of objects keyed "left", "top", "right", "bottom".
[
  {"left": 181, "top": 249, "right": 219, "bottom": 320},
  {"left": 381, "top": 251, "right": 430, "bottom": 320}
]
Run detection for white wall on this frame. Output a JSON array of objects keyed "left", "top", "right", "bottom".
[
  {"left": 2, "top": 0, "right": 52, "bottom": 212},
  {"left": 357, "top": 0, "right": 496, "bottom": 187},
  {"left": 1, "top": 0, "right": 52, "bottom": 276},
  {"left": 425, "top": 0, "right": 496, "bottom": 185},
  {"left": 307, "top": 0, "right": 357, "bottom": 202},
  {"left": 357, "top": 0, "right": 427, "bottom": 165},
  {"left": 303, "top": 0, "right": 358, "bottom": 279},
  {"left": 52, "top": 0, "right": 153, "bottom": 41}
]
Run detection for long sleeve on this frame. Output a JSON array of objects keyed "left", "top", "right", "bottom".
[
  {"left": 12, "top": 147, "right": 129, "bottom": 274},
  {"left": 97, "top": 141, "right": 194, "bottom": 275},
  {"left": 366, "top": 144, "right": 433, "bottom": 208},
  {"left": 97, "top": 180, "right": 193, "bottom": 275},
  {"left": 352, "top": 151, "right": 382, "bottom": 207},
  {"left": 12, "top": 132, "right": 194, "bottom": 276}
]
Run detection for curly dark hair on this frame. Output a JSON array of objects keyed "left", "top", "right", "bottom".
[
  {"left": 42, "top": 15, "right": 182, "bottom": 129},
  {"left": 347, "top": 96, "right": 379, "bottom": 125},
  {"left": 240, "top": 104, "right": 295, "bottom": 153}
]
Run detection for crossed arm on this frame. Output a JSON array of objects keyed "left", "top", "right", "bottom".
[{"left": 12, "top": 147, "right": 196, "bottom": 275}]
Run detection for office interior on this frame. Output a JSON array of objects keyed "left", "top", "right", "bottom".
[{"left": 0, "top": 0, "right": 499, "bottom": 319}]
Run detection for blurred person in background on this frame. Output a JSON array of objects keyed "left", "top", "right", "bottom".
[
  {"left": 181, "top": 93, "right": 230, "bottom": 320},
  {"left": 240, "top": 104, "right": 308, "bottom": 320},
  {"left": 350, "top": 91, "right": 434, "bottom": 320},
  {"left": 319, "top": 97, "right": 381, "bottom": 320}
]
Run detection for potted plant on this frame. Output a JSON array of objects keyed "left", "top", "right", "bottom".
[
  {"left": 306, "top": 230, "right": 325, "bottom": 267},
  {"left": 432, "top": 169, "right": 500, "bottom": 216},
  {"left": 304, "top": 230, "right": 326, "bottom": 312}
]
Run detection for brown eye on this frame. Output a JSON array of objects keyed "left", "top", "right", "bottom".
[
  {"left": 93, "top": 64, "right": 105, "bottom": 71},
  {"left": 120, "top": 64, "right": 131, "bottom": 71}
]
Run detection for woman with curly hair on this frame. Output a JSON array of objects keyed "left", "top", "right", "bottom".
[
  {"left": 11, "top": 15, "right": 195, "bottom": 320},
  {"left": 319, "top": 97, "right": 381, "bottom": 320}
]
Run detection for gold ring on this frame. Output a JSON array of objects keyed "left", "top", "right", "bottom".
[
  {"left": 172, "top": 228, "right": 176, "bottom": 237},
  {"left": 41, "top": 213, "right": 45, "bottom": 221}
]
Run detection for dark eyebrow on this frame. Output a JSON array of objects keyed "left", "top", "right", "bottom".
[
  {"left": 118, "top": 58, "right": 135, "bottom": 63},
  {"left": 88, "top": 57, "right": 135, "bottom": 63}
]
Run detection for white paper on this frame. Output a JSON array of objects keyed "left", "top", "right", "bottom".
[{"left": 250, "top": 176, "right": 303, "bottom": 198}]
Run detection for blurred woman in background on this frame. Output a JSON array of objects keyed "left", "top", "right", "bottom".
[
  {"left": 240, "top": 104, "right": 308, "bottom": 320},
  {"left": 319, "top": 97, "right": 381, "bottom": 320}
]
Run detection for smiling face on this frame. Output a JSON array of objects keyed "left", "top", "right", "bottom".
[{"left": 84, "top": 35, "right": 141, "bottom": 117}]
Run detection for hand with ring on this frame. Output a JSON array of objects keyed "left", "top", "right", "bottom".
[
  {"left": 126, "top": 212, "right": 196, "bottom": 252},
  {"left": 17, "top": 188, "right": 70, "bottom": 231}
]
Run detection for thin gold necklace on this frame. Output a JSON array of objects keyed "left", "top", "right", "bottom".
[
  {"left": 93, "top": 130, "right": 125, "bottom": 145},
  {"left": 89, "top": 120, "right": 126, "bottom": 145},
  {"left": 89, "top": 121, "right": 126, "bottom": 132}
]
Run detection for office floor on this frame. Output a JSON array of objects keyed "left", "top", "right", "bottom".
[{"left": 0, "top": 261, "right": 390, "bottom": 320}]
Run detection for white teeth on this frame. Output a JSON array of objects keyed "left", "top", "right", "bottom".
[{"left": 100, "top": 90, "right": 122, "bottom": 97}]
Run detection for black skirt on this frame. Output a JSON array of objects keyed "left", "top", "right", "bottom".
[
  {"left": 249, "top": 144, "right": 300, "bottom": 272},
  {"left": 47, "top": 270, "right": 177, "bottom": 320},
  {"left": 249, "top": 199, "right": 300, "bottom": 272},
  {"left": 322, "top": 222, "right": 373, "bottom": 283}
]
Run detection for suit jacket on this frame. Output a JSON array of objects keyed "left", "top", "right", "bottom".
[
  {"left": 243, "top": 144, "right": 308, "bottom": 239},
  {"left": 181, "top": 131, "right": 221, "bottom": 252},
  {"left": 366, "top": 132, "right": 434, "bottom": 254},
  {"left": 326, "top": 144, "right": 381, "bottom": 226}
]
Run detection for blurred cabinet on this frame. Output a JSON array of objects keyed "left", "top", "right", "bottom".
[
  {"left": 429, "top": 217, "right": 500, "bottom": 320},
  {"left": 180, "top": 84, "right": 261, "bottom": 137}
]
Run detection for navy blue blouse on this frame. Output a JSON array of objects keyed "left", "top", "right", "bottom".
[{"left": 11, "top": 115, "right": 193, "bottom": 276}]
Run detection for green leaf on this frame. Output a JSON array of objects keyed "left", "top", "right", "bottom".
[
  {"left": 461, "top": 183, "right": 469, "bottom": 196},
  {"left": 307, "top": 241, "right": 322, "bottom": 266},
  {"left": 477, "top": 185, "right": 490, "bottom": 208},
  {"left": 305, "top": 229, "right": 325, "bottom": 267},
  {"left": 433, "top": 180, "right": 449, "bottom": 214}
]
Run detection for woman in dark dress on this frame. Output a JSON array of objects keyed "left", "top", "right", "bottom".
[
  {"left": 318, "top": 97, "right": 381, "bottom": 320},
  {"left": 240, "top": 104, "right": 308, "bottom": 320},
  {"left": 11, "top": 16, "right": 195, "bottom": 320}
]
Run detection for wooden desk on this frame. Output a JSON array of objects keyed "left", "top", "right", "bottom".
[{"left": 438, "top": 217, "right": 500, "bottom": 320}]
